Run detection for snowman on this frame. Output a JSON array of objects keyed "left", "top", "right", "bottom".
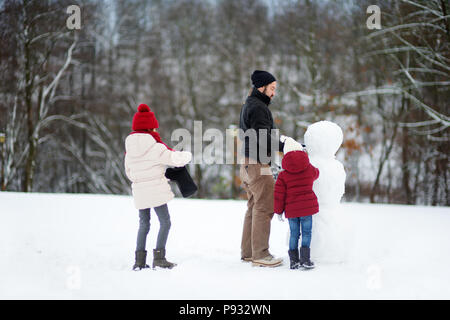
[{"left": 304, "top": 120, "right": 348, "bottom": 264}]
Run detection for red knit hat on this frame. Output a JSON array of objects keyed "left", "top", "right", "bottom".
[{"left": 132, "top": 104, "right": 159, "bottom": 130}]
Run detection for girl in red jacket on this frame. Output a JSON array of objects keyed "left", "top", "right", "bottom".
[{"left": 274, "top": 138, "right": 319, "bottom": 269}]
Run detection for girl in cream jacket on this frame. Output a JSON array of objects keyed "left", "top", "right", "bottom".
[{"left": 125, "top": 104, "right": 192, "bottom": 270}]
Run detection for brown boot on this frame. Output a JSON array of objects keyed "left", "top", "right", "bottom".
[
  {"left": 152, "top": 249, "right": 177, "bottom": 269},
  {"left": 252, "top": 254, "right": 283, "bottom": 267},
  {"left": 132, "top": 250, "right": 150, "bottom": 271}
]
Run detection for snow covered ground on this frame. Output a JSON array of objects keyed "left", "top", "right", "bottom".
[{"left": 1, "top": 191, "right": 449, "bottom": 300}]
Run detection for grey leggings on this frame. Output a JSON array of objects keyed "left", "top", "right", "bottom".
[{"left": 136, "top": 204, "right": 171, "bottom": 251}]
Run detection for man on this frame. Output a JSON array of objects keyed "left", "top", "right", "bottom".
[{"left": 239, "top": 70, "right": 291, "bottom": 267}]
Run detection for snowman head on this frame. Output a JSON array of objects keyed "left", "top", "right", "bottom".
[{"left": 304, "top": 120, "right": 343, "bottom": 158}]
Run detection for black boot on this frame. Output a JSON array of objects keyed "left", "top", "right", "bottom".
[
  {"left": 133, "top": 250, "right": 150, "bottom": 271},
  {"left": 300, "top": 247, "right": 315, "bottom": 269},
  {"left": 152, "top": 248, "right": 177, "bottom": 269},
  {"left": 288, "top": 249, "right": 301, "bottom": 269}
]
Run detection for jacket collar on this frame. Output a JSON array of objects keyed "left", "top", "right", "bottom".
[{"left": 250, "top": 87, "right": 271, "bottom": 106}]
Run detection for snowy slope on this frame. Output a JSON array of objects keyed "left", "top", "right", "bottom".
[{"left": 0, "top": 192, "right": 449, "bottom": 299}]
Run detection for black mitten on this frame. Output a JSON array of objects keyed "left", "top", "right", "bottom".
[{"left": 165, "top": 166, "right": 198, "bottom": 198}]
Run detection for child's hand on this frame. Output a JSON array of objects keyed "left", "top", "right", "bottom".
[
  {"left": 180, "top": 151, "right": 192, "bottom": 163},
  {"left": 169, "top": 150, "right": 192, "bottom": 167}
]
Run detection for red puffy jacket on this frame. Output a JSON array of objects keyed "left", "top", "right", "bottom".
[{"left": 274, "top": 151, "right": 320, "bottom": 218}]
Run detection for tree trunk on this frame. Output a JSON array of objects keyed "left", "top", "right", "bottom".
[
  {"left": 0, "top": 140, "right": 4, "bottom": 191},
  {"left": 23, "top": 35, "right": 34, "bottom": 192},
  {"left": 370, "top": 95, "right": 403, "bottom": 203},
  {"left": 401, "top": 94, "right": 412, "bottom": 204},
  {"left": 195, "top": 164, "right": 203, "bottom": 198}
]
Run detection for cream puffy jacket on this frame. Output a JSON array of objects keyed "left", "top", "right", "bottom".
[{"left": 124, "top": 133, "right": 192, "bottom": 209}]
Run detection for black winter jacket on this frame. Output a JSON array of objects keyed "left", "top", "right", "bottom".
[{"left": 239, "top": 87, "right": 284, "bottom": 164}]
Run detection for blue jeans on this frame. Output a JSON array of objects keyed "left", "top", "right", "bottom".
[
  {"left": 288, "top": 216, "right": 313, "bottom": 250},
  {"left": 136, "top": 204, "right": 171, "bottom": 251}
]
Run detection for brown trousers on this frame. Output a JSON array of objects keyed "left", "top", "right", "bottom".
[{"left": 240, "top": 161, "right": 275, "bottom": 260}]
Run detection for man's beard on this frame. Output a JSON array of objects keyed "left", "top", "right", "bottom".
[{"left": 263, "top": 87, "right": 273, "bottom": 99}]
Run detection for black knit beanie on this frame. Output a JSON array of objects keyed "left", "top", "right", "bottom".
[{"left": 251, "top": 70, "right": 276, "bottom": 88}]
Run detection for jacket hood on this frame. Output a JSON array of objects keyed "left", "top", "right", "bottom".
[
  {"left": 125, "top": 133, "right": 156, "bottom": 157},
  {"left": 281, "top": 150, "right": 310, "bottom": 173}
]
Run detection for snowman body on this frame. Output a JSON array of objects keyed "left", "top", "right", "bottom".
[{"left": 304, "top": 121, "right": 347, "bottom": 264}]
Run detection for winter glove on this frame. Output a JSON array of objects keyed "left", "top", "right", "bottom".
[{"left": 165, "top": 165, "right": 198, "bottom": 198}]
